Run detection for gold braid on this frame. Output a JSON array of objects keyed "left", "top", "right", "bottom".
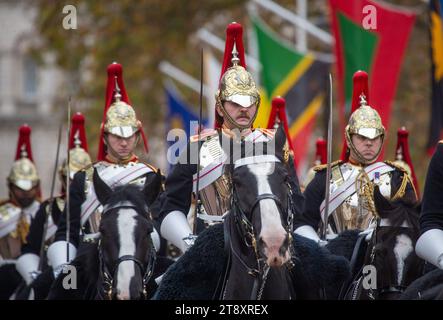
[
  {"left": 355, "top": 169, "right": 378, "bottom": 219},
  {"left": 391, "top": 173, "right": 409, "bottom": 202}
]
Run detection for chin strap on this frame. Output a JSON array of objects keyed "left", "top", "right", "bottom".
[
  {"left": 217, "top": 99, "right": 257, "bottom": 130},
  {"left": 345, "top": 132, "right": 384, "bottom": 165}
]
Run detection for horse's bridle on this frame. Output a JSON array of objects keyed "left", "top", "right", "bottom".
[
  {"left": 96, "top": 204, "right": 156, "bottom": 300},
  {"left": 355, "top": 219, "right": 412, "bottom": 300},
  {"left": 229, "top": 182, "right": 295, "bottom": 300}
]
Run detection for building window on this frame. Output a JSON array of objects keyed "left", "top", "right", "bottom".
[{"left": 23, "top": 56, "right": 37, "bottom": 100}]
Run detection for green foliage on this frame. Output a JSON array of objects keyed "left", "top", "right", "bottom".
[{"left": 33, "top": 0, "right": 247, "bottom": 146}]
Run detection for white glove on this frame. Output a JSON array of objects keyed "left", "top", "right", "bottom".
[
  {"left": 160, "top": 210, "right": 193, "bottom": 253},
  {"left": 359, "top": 228, "right": 374, "bottom": 242},
  {"left": 16, "top": 253, "right": 40, "bottom": 285}
]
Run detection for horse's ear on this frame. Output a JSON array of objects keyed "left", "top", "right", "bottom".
[
  {"left": 93, "top": 168, "right": 113, "bottom": 205},
  {"left": 143, "top": 169, "right": 162, "bottom": 206},
  {"left": 273, "top": 125, "right": 287, "bottom": 161}
]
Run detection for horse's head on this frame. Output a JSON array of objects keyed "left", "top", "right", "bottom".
[
  {"left": 231, "top": 127, "right": 291, "bottom": 268},
  {"left": 362, "top": 186, "right": 423, "bottom": 299},
  {"left": 93, "top": 169, "right": 162, "bottom": 300}
]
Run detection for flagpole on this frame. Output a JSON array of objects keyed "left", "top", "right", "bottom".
[
  {"left": 296, "top": 0, "right": 307, "bottom": 52},
  {"left": 253, "top": 0, "right": 333, "bottom": 45}
]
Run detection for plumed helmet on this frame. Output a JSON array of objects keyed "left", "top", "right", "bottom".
[
  {"left": 7, "top": 125, "right": 39, "bottom": 191},
  {"left": 215, "top": 22, "right": 260, "bottom": 129}
]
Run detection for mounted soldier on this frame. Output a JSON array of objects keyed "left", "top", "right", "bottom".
[
  {"left": 14, "top": 113, "right": 92, "bottom": 297},
  {"left": 294, "top": 70, "right": 418, "bottom": 244},
  {"left": 158, "top": 22, "right": 304, "bottom": 254},
  {"left": 46, "top": 62, "right": 163, "bottom": 278},
  {"left": 0, "top": 124, "right": 41, "bottom": 299}
]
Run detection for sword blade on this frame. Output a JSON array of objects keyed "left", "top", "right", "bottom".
[
  {"left": 66, "top": 98, "right": 71, "bottom": 262},
  {"left": 322, "top": 74, "right": 333, "bottom": 240},
  {"left": 193, "top": 48, "right": 204, "bottom": 235},
  {"left": 38, "top": 123, "right": 63, "bottom": 271}
]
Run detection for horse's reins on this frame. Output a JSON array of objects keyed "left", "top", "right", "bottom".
[
  {"left": 229, "top": 182, "right": 295, "bottom": 300},
  {"left": 352, "top": 217, "right": 414, "bottom": 300},
  {"left": 96, "top": 203, "right": 156, "bottom": 300}
]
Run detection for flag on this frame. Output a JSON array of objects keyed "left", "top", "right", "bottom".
[
  {"left": 251, "top": 15, "right": 330, "bottom": 173},
  {"left": 164, "top": 81, "right": 207, "bottom": 172},
  {"left": 329, "top": 0, "right": 416, "bottom": 138},
  {"left": 428, "top": 0, "right": 443, "bottom": 153}
]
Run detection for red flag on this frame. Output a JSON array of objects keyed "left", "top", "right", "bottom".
[{"left": 329, "top": 0, "right": 415, "bottom": 143}]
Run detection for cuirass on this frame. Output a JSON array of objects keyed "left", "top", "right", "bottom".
[
  {"left": 83, "top": 162, "right": 147, "bottom": 234},
  {"left": 198, "top": 134, "right": 232, "bottom": 220},
  {"left": 329, "top": 162, "right": 392, "bottom": 233}
]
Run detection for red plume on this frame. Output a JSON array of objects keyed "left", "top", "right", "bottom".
[
  {"left": 69, "top": 112, "right": 88, "bottom": 152},
  {"left": 15, "top": 124, "right": 34, "bottom": 162},
  {"left": 97, "top": 62, "right": 148, "bottom": 160},
  {"left": 341, "top": 71, "right": 370, "bottom": 161},
  {"left": 215, "top": 22, "right": 247, "bottom": 129},
  {"left": 396, "top": 127, "right": 419, "bottom": 197},
  {"left": 315, "top": 138, "right": 327, "bottom": 165}
]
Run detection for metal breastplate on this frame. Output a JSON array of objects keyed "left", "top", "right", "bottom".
[
  {"left": 198, "top": 135, "right": 232, "bottom": 221},
  {"left": 83, "top": 162, "right": 147, "bottom": 234},
  {"left": 329, "top": 163, "right": 392, "bottom": 233},
  {"left": 0, "top": 201, "right": 38, "bottom": 259}
]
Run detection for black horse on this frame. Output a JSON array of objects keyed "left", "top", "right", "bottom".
[
  {"left": 330, "top": 187, "right": 424, "bottom": 300},
  {"left": 48, "top": 168, "right": 173, "bottom": 300},
  {"left": 156, "top": 128, "right": 350, "bottom": 300}
]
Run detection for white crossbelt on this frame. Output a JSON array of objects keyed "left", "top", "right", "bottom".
[
  {"left": 81, "top": 163, "right": 152, "bottom": 225},
  {"left": 319, "top": 162, "right": 394, "bottom": 222}
]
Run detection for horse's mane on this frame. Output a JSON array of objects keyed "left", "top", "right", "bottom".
[{"left": 378, "top": 200, "right": 420, "bottom": 234}]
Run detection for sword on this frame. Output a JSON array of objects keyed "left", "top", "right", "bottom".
[
  {"left": 192, "top": 48, "right": 204, "bottom": 235},
  {"left": 37, "top": 123, "right": 63, "bottom": 272},
  {"left": 321, "top": 74, "right": 333, "bottom": 241},
  {"left": 66, "top": 98, "right": 72, "bottom": 262}
]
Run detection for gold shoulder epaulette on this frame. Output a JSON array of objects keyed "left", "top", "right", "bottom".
[
  {"left": 313, "top": 160, "right": 342, "bottom": 172},
  {"left": 384, "top": 160, "right": 407, "bottom": 173},
  {"left": 138, "top": 160, "right": 159, "bottom": 173},
  {"left": 190, "top": 129, "right": 218, "bottom": 143},
  {"left": 257, "top": 128, "right": 276, "bottom": 138}
]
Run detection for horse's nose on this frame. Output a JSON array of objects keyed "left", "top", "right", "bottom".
[
  {"left": 115, "top": 289, "right": 131, "bottom": 300},
  {"left": 259, "top": 229, "right": 290, "bottom": 267},
  {"left": 115, "top": 288, "right": 143, "bottom": 300}
]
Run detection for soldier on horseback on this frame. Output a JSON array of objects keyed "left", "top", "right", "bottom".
[
  {"left": 294, "top": 71, "right": 418, "bottom": 244},
  {"left": 46, "top": 62, "right": 163, "bottom": 278},
  {"left": 0, "top": 124, "right": 41, "bottom": 299},
  {"left": 158, "top": 22, "right": 303, "bottom": 254},
  {"left": 14, "top": 113, "right": 92, "bottom": 296}
]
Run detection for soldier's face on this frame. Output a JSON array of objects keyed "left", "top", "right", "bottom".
[
  {"left": 350, "top": 134, "right": 382, "bottom": 162},
  {"left": 10, "top": 184, "right": 38, "bottom": 208},
  {"left": 218, "top": 101, "right": 257, "bottom": 129},
  {"left": 105, "top": 133, "right": 137, "bottom": 159}
]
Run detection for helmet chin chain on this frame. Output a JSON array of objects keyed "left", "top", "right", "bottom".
[
  {"left": 346, "top": 133, "right": 384, "bottom": 165},
  {"left": 217, "top": 100, "right": 257, "bottom": 131},
  {"left": 103, "top": 133, "right": 140, "bottom": 162}
]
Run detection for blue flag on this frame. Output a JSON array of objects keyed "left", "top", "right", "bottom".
[{"left": 165, "top": 83, "right": 207, "bottom": 172}]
